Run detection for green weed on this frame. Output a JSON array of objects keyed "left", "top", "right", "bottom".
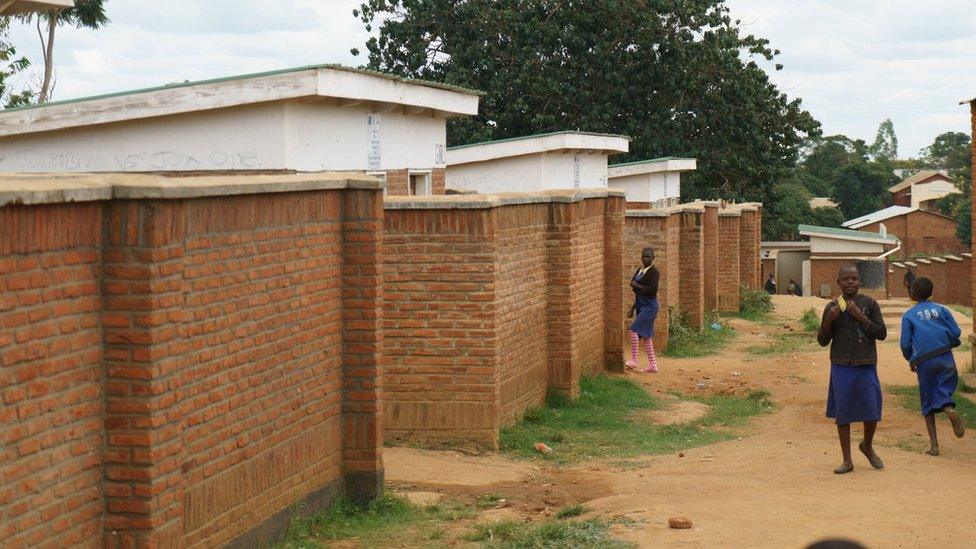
[
  {"left": 500, "top": 376, "right": 773, "bottom": 464},
  {"left": 739, "top": 286, "right": 774, "bottom": 321},
  {"left": 801, "top": 308, "right": 820, "bottom": 332},
  {"left": 664, "top": 308, "right": 735, "bottom": 358},
  {"left": 555, "top": 503, "right": 587, "bottom": 519},
  {"left": 465, "top": 518, "right": 634, "bottom": 548}
]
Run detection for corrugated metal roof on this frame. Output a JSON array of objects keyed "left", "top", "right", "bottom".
[{"left": 842, "top": 206, "right": 914, "bottom": 229}]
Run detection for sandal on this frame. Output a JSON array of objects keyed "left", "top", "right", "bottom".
[{"left": 625, "top": 360, "right": 638, "bottom": 371}]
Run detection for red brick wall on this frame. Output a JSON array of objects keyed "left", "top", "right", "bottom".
[
  {"left": 0, "top": 203, "right": 104, "bottom": 548},
  {"left": 914, "top": 260, "right": 948, "bottom": 304},
  {"left": 382, "top": 208, "right": 500, "bottom": 445},
  {"left": 623, "top": 214, "right": 673, "bottom": 351},
  {"left": 383, "top": 192, "right": 623, "bottom": 446},
  {"left": 702, "top": 204, "right": 719, "bottom": 311},
  {"left": 893, "top": 187, "right": 911, "bottom": 207},
  {"left": 891, "top": 256, "right": 972, "bottom": 307},
  {"left": 858, "top": 211, "right": 963, "bottom": 256},
  {"left": 679, "top": 209, "right": 705, "bottom": 328},
  {"left": 947, "top": 256, "right": 972, "bottom": 307},
  {"left": 496, "top": 204, "right": 549, "bottom": 427},
  {"left": 810, "top": 259, "right": 887, "bottom": 300},
  {"left": 717, "top": 213, "right": 741, "bottom": 313},
  {"left": 383, "top": 168, "right": 446, "bottom": 196},
  {"left": 0, "top": 179, "right": 384, "bottom": 548},
  {"left": 739, "top": 209, "right": 760, "bottom": 290}
]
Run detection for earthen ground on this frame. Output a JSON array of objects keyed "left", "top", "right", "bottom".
[{"left": 386, "top": 295, "right": 976, "bottom": 547}]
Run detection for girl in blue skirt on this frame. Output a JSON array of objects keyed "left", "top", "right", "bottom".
[
  {"left": 900, "top": 277, "right": 966, "bottom": 456},
  {"left": 626, "top": 247, "right": 660, "bottom": 373},
  {"left": 818, "top": 265, "right": 887, "bottom": 474}
]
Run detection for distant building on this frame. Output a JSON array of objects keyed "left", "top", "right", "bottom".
[
  {"left": 0, "top": 64, "right": 481, "bottom": 196},
  {"left": 607, "top": 157, "right": 696, "bottom": 209},
  {"left": 888, "top": 170, "right": 959, "bottom": 210},
  {"left": 760, "top": 241, "right": 812, "bottom": 295},
  {"left": 445, "top": 131, "right": 629, "bottom": 193},
  {"left": 809, "top": 197, "right": 838, "bottom": 209},
  {"left": 798, "top": 224, "right": 900, "bottom": 300},
  {"left": 843, "top": 205, "right": 963, "bottom": 256}
]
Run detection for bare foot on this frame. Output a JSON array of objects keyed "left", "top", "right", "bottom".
[
  {"left": 834, "top": 462, "right": 854, "bottom": 474},
  {"left": 858, "top": 442, "right": 884, "bottom": 470},
  {"left": 625, "top": 360, "right": 638, "bottom": 371},
  {"left": 926, "top": 447, "right": 940, "bottom": 456},
  {"left": 946, "top": 408, "right": 965, "bottom": 438}
]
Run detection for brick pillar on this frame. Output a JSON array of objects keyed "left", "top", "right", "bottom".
[
  {"left": 603, "top": 194, "right": 625, "bottom": 372},
  {"left": 431, "top": 168, "right": 446, "bottom": 195},
  {"left": 384, "top": 169, "right": 409, "bottom": 196},
  {"left": 717, "top": 211, "right": 741, "bottom": 313},
  {"left": 754, "top": 206, "right": 763, "bottom": 289},
  {"left": 739, "top": 208, "right": 759, "bottom": 291},
  {"left": 679, "top": 207, "right": 705, "bottom": 329},
  {"left": 546, "top": 200, "right": 578, "bottom": 397},
  {"left": 970, "top": 101, "right": 976, "bottom": 361},
  {"left": 702, "top": 203, "right": 719, "bottom": 312},
  {"left": 340, "top": 188, "right": 384, "bottom": 502},
  {"left": 102, "top": 201, "right": 187, "bottom": 548},
  {"left": 622, "top": 212, "right": 672, "bottom": 351}
]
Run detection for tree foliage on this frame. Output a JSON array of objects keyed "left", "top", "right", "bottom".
[
  {"left": 831, "top": 161, "right": 897, "bottom": 219},
  {"left": 16, "top": 0, "right": 109, "bottom": 103},
  {"left": 0, "top": 18, "right": 33, "bottom": 107},
  {"left": 869, "top": 118, "right": 898, "bottom": 162},
  {"left": 353, "top": 0, "right": 820, "bottom": 203}
]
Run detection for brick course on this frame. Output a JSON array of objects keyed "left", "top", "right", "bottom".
[
  {"left": 0, "top": 175, "right": 384, "bottom": 548},
  {"left": 857, "top": 210, "right": 963, "bottom": 256},
  {"left": 702, "top": 203, "right": 719, "bottom": 312}
]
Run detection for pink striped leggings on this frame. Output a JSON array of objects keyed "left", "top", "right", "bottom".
[{"left": 627, "top": 330, "right": 658, "bottom": 372}]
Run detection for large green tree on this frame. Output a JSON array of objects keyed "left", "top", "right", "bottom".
[
  {"left": 923, "top": 131, "right": 972, "bottom": 246},
  {"left": 17, "top": 0, "right": 108, "bottom": 103},
  {"left": 353, "top": 0, "right": 820, "bottom": 203},
  {"left": 831, "top": 161, "right": 898, "bottom": 219},
  {"left": 0, "top": 18, "right": 33, "bottom": 107}
]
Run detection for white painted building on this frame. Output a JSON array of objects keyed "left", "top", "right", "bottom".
[
  {"left": 445, "top": 131, "right": 629, "bottom": 193},
  {"left": 0, "top": 64, "right": 480, "bottom": 195},
  {"left": 607, "top": 157, "right": 696, "bottom": 208},
  {"left": 888, "top": 170, "right": 960, "bottom": 210}
]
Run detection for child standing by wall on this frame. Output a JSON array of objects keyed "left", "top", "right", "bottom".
[
  {"left": 818, "top": 265, "right": 887, "bottom": 474},
  {"left": 900, "top": 277, "right": 966, "bottom": 456},
  {"left": 626, "top": 247, "right": 659, "bottom": 373}
]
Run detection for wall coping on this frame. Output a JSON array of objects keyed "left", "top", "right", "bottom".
[
  {"left": 962, "top": 253, "right": 973, "bottom": 259},
  {"left": 718, "top": 210, "right": 742, "bottom": 217},
  {"left": 930, "top": 256, "right": 947, "bottom": 263},
  {"left": 916, "top": 258, "right": 932, "bottom": 265},
  {"left": 945, "top": 255, "right": 963, "bottom": 261},
  {"left": 384, "top": 187, "right": 625, "bottom": 210},
  {"left": 0, "top": 172, "right": 383, "bottom": 206},
  {"left": 891, "top": 262, "right": 905, "bottom": 268},
  {"left": 904, "top": 261, "right": 919, "bottom": 267}
]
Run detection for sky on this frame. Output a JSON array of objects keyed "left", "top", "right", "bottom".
[{"left": 7, "top": 0, "right": 976, "bottom": 158}]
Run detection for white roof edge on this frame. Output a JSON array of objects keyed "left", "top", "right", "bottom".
[
  {"left": 842, "top": 206, "right": 916, "bottom": 229},
  {"left": 607, "top": 158, "right": 697, "bottom": 178},
  {"left": 446, "top": 132, "right": 630, "bottom": 165},
  {"left": 799, "top": 229, "right": 898, "bottom": 245},
  {"left": 0, "top": 66, "right": 480, "bottom": 138}
]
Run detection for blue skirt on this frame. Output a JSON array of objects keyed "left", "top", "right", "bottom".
[
  {"left": 916, "top": 352, "right": 958, "bottom": 416},
  {"left": 826, "top": 364, "right": 882, "bottom": 425},
  {"left": 629, "top": 297, "right": 659, "bottom": 339}
]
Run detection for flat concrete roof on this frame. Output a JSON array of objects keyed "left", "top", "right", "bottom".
[
  {"left": 608, "top": 157, "right": 697, "bottom": 178},
  {"left": 447, "top": 131, "right": 630, "bottom": 165},
  {"left": 0, "top": 0, "right": 72, "bottom": 15},
  {"left": 384, "top": 187, "right": 625, "bottom": 210},
  {"left": 0, "top": 172, "right": 381, "bottom": 206},
  {"left": 0, "top": 64, "right": 482, "bottom": 137}
]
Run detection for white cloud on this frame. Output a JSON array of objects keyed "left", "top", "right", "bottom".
[
  {"left": 727, "top": 0, "right": 976, "bottom": 156},
  {"left": 5, "top": 0, "right": 975, "bottom": 158}
]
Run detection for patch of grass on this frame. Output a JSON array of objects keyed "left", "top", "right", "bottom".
[
  {"left": 739, "top": 286, "right": 774, "bottom": 321},
  {"left": 801, "top": 308, "right": 820, "bottom": 332},
  {"left": 476, "top": 493, "right": 504, "bottom": 509},
  {"left": 744, "top": 332, "right": 817, "bottom": 356},
  {"left": 959, "top": 379, "right": 976, "bottom": 394},
  {"left": 500, "top": 375, "right": 773, "bottom": 464},
  {"left": 555, "top": 503, "right": 587, "bottom": 519},
  {"left": 465, "top": 518, "right": 634, "bottom": 548},
  {"left": 886, "top": 385, "right": 976, "bottom": 425},
  {"left": 664, "top": 308, "right": 735, "bottom": 358},
  {"left": 950, "top": 305, "right": 972, "bottom": 318},
  {"left": 278, "top": 494, "right": 477, "bottom": 548}
]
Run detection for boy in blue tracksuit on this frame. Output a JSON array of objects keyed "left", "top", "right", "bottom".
[{"left": 900, "top": 277, "right": 966, "bottom": 455}]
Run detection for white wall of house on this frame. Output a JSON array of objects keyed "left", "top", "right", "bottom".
[
  {"left": 0, "top": 101, "right": 449, "bottom": 173},
  {"left": 611, "top": 172, "right": 682, "bottom": 203},
  {"left": 446, "top": 152, "right": 610, "bottom": 193},
  {"left": 911, "top": 178, "right": 960, "bottom": 209},
  {"left": 810, "top": 237, "right": 887, "bottom": 255}
]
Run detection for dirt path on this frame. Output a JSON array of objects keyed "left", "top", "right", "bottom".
[{"left": 385, "top": 296, "right": 976, "bottom": 547}]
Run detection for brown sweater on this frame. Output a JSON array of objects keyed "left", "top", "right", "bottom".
[{"left": 817, "top": 294, "right": 887, "bottom": 366}]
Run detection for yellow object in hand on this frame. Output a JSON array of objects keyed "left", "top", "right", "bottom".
[{"left": 837, "top": 295, "right": 847, "bottom": 312}]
